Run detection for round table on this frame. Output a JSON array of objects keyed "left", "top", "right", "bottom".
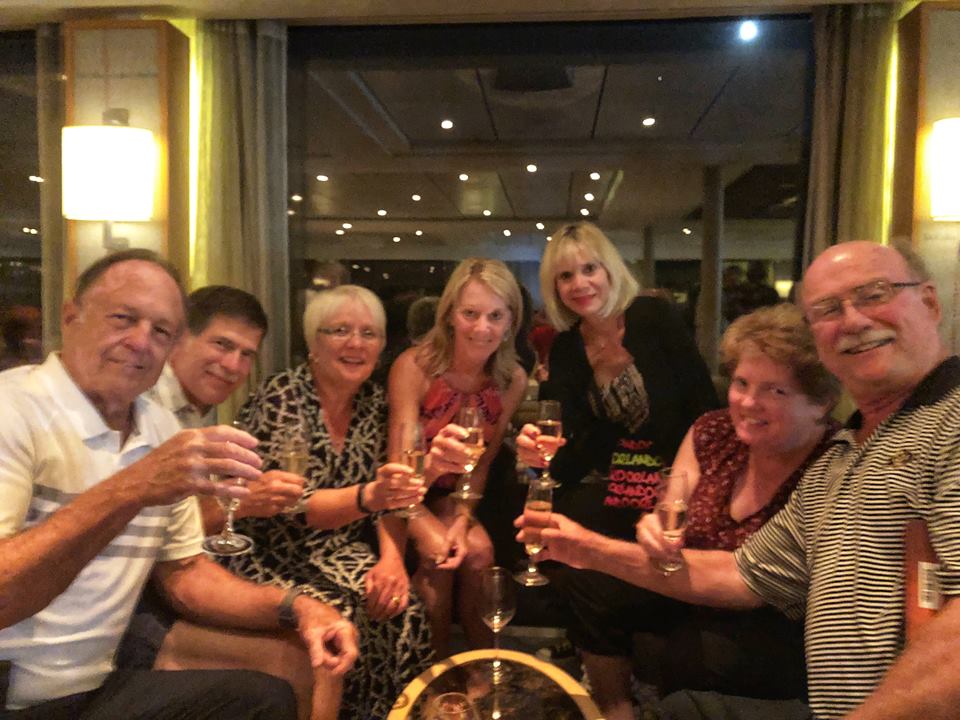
[{"left": 388, "top": 648, "right": 602, "bottom": 719}]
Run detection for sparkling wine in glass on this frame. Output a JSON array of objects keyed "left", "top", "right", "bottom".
[
  {"left": 536, "top": 400, "right": 562, "bottom": 488},
  {"left": 280, "top": 417, "right": 311, "bottom": 515},
  {"left": 453, "top": 403, "right": 484, "bottom": 501},
  {"left": 480, "top": 566, "right": 516, "bottom": 685},
  {"left": 428, "top": 692, "right": 479, "bottom": 720},
  {"left": 655, "top": 467, "right": 689, "bottom": 574},
  {"left": 514, "top": 478, "right": 552, "bottom": 587},
  {"left": 396, "top": 421, "right": 427, "bottom": 518},
  {"left": 202, "top": 420, "right": 254, "bottom": 556}
]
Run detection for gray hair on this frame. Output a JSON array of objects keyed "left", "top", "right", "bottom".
[{"left": 303, "top": 285, "right": 386, "bottom": 346}]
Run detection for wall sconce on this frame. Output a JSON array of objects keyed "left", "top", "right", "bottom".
[
  {"left": 929, "top": 117, "right": 960, "bottom": 222},
  {"left": 61, "top": 108, "right": 158, "bottom": 249}
]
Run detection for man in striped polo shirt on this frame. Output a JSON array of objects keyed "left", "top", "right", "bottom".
[
  {"left": 527, "top": 240, "right": 959, "bottom": 719},
  {"left": 0, "top": 250, "right": 357, "bottom": 719}
]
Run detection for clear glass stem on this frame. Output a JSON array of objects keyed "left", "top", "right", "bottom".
[{"left": 492, "top": 628, "right": 502, "bottom": 685}]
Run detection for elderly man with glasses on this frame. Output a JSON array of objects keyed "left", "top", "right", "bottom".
[{"left": 519, "top": 240, "right": 960, "bottom": 720}]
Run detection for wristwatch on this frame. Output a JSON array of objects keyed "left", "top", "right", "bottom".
[{"left": 278, "top": 587, "right": 303, "bottom": 630}]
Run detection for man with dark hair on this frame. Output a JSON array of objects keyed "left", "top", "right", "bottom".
[
  {"left": 522, "top": 240, "right": 960, "bottom": 720},
  {"left": 0, "top": 251, "right": 357, "bottom": 719}
]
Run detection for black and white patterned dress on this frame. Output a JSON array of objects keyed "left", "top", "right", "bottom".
[{"left": 225, "top": 364, "right": 433, "bottom": 719}]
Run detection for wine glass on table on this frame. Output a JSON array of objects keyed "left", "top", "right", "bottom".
[
  {"left": 535, "top": 400, "right": 562, "bottom": 488},
  {"left": 396, "top": 421, "right": 427, "bottom": 519},
  {"left": 427, "top": 692, "right": 480, "bottom": 720},
  {"left": 479, "top": 566, "right": 517, "bottom": 685},
  {"left": 280, "top": 415, "right": 311, "bottom": 515},
  {"left": 514, "top": 477, "right": 552, "bottom": 587},
  {"left": 453, "top": 403, "right": 485, "bottom": 501},
  {"left": 202, "top": 420, "right": 255, "bottom": 556},
  {"left": 655, "top": 467, "right": 689, "bottom": 575}
]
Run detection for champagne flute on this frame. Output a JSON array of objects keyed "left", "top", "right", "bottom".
[
  {"left": 513, "top": 478, "right": 552, "bottom": 587},
  {"left": 655, "top": 467, "right": 689, "bottom": 575},
  {"left": 535, "top": 400, "right": 562, "bottom": 488},
  {"left": 453, "top": 403, "right": 484, "bottom": 501},
  {"left": 280, "top": 416, "right": 311, "bottom": 515},
  {"left": 202, "top": 420, "right": 254, "bottom": 556},
  {"left": 396, "top": 421, "right": 427, "bottom": 518},
  {"left": 480, "top": 566, "right": 516, "bottom": 685}
]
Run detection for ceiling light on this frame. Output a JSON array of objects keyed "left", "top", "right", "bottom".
[
  {"left": 29, "top": 228, "right": 38, "bottom": 235},
  {"left": 682, "top": 227, "right": 692, "bottom": 235},
  {"left": 28, "top": 175, "right": 43, "bottom": 183},
  {"left": 383, "top": 272, "right": 390, "bottom": 279},
  {"left": 377, "top": 209, "right": 387, "bottom": 216},
  {"left": 536, "top": 222, "right": 545, "bottom": 230},
  {"left": 21, "top": 227, "right": 31, "bottom": 233},
  {"left": 342, "top": 222, "right": 352, "bottom": 229},
  {"left": 483, "top": 209, "right": 492, "bottom": 216},
  {"left": 351, "top": 264, "right": 360, "bottom": 270},
  {"left": 657, "top": 75, "right": 663, "bottom": 82},
  {"left": 441, "top": 119, "right": 454, "bottom": 130},
  {"left": 411, "top": 194, "right": 421, "bottom": 202},
  {"left": 584, "top": 192, "right": 595, "bottom": 201},
  {"left": 415, "top": 230, "right": 423, "bottom": 236},
  {"left": 546, "top": 236, "right": 552, "bottom": 242},
  {"left": 287, "top": 209, "right": 295, "bottom": 216},
  {"left": 429, "top": 266, "right": 435, "bottom": 273},
  {"left": 290, "top": 194, "right": 302, "bottom": 202},
  {"left": 459, "top": 173, "right": 469, "bottom": 182},
  {"left": 739, "top": 20, "right": 759, "bottom": 42},
  {"left": 526, "top": 164, "right": 538, "bottom": 173},
  {"left": 335, "top": 229, "right": 345, "bottom": 235},
  {"left": 642, "top": 117, "right": 656, "bottom": 127},
  {"left": 316, "top": 174, "right": 329, "bottom": 182},
  {"left": 393, "top": 236, "right": 401, "bottom": 243},
  {"left": 363, "top": 266, "right": 370, "bottom": 272},
  {"left": 580, "top": 208, "right": 590, "bottom": 216},
  {"left": 503, "top": 229, "right": 511, "bottom": 237},
  {"left": 590, "top": 172, "right": 601, "bottom": 181}
]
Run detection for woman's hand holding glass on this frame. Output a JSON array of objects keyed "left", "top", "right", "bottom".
[
  {"left": 364, "top": 463, "right": 427, "bottom": 513},
  {"left": 636, "top": 468, "right": 689, "bottom": 575},
  {"left": 234, "top": 470, "right": 305, "bottom": 518},
  {"left": 515, "top": 422, "right": 568, "bottom": 469}
]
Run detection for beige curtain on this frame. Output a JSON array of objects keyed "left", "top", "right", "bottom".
[
  {"left": 194, "top": 20, "right": 290, "bottom": 419},
  {"left": 803, "top": 3, "right": 900, "bottom": 265}
]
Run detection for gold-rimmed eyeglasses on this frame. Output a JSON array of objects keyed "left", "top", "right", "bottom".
[{"left": 805, "top": 279, "right": 922, "bottom": 324}]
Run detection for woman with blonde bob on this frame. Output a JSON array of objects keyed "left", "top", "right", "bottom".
[
  {"left": 389, "top": 258, "right": 528, "bottom": 656},
  {"left": 516, "top": 221, "right": 716, "bottom": 719}
]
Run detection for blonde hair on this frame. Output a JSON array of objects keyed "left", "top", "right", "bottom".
[
  {"left": 416, "top": 258, "right": 522, "bottom": 388},
  {"left": 540, "top": 221, "right": 640, "bottom": 330},
  {"left": 721, "top": 303, "right": 840, "bottom": 408},
  {"left": 303, "top": 284, "right": 386, "bottom": 347}
]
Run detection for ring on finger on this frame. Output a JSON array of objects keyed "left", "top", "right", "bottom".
[{"left": 390, "top": 595, "right": 401, "bottom": 605}]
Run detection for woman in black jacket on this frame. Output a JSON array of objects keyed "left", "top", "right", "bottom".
[{"left": 517, "top": 221, "right": 717, "bottom": 720}]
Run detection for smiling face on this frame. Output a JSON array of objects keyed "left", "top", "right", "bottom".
[
  {"left": 554, "top": 247, "right": 612, "bottom": 321},
  {"left": 169, "top": 315, "right": 264, "bottom": 412},
  {"left": 308, "top": 298, "right": 384, "bottom": 391},
  {"left": 60, "top": 259, "right": 184, "bottom": 422},
  {"left": 450, "top": 279, "right": 512, "bottom": 367},
  {"left": 727, "top": 350, "right": 827, "bottom": 452},
  {"left": 802, "top": 242, "right": 944, "bottom": 403}
]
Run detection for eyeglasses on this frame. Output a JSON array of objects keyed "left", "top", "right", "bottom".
[
  {"left": 317, "top": 325, "right": 382, "bottom": 342},
  {"left": 805, "top": 279, "right": 922, "bottom": 324}
]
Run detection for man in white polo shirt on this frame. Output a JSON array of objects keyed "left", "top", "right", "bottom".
[{"left": 0, "top": 250, "right": 357, "bottom": 719}]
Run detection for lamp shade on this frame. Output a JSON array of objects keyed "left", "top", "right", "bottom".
[
  {"left": 61, "top": 125, "right": 157, "bottom": 221},
  {"left": 929, "top": 118, "right": 960, "bottom": 222}
]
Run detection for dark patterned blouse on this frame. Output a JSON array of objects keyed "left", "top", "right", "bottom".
[{"left": 684, "top": 409, "right": 838, "bottom": 551}]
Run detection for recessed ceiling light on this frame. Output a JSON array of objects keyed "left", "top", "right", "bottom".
[
  {"left": 441, "top": 119, "right": 454, "bottom": 130},
  {"left": 415, "top": 230, "right": 423, "bottom": 236},
  {"left": 287, "top": 209, "right": 296, "bottom": 216},
  {"left": 584, "top": 192, "right": 595, "bottom": 202},
  {"left": 342, "top": 222, "right": 352, "bottom": 229},
  {"left": 383, "top": 272, "right": 390, "bottom": 279},
  {"left": 393, "top": 236, "right": 401, "bottom": 243},
  {"left": 21, "top": 227, "right": 31, "bottom": 233},
  {"left": 642, "top": 117, "right": 656, "bottom": 127},
  {"left": 429, "top": 266, "right": 435, "bottom": 273},
  {"left": 657, "top": 75, "right": 663, "bottom": 82},
  {"left": 459, "top": 173, "right": 469, "bottom": 182},
  {"left": 483, "top": 209, "right": 492, "bottom": 217},
  {"left": 363, "top": 266, "right": 370, "bottom": 272},
  {"left": 316, "top": 174, "right": 329, "bottom": 182},
  {"left": 411, "top": 194, "right": 421, "bottom": 202},
  {"left": 351, "top": 264, "right": 360, "bottom": 270},
  {"left": 503, "top": 229, "right": 511, "bottom": 237},
  {"left": 377, "top": 209, "right": 387, "bottom": 216},
  {"left": 335, "top": 229, "right": 345, "bottom": 235},
  {"left": 526, "top": 164, "right": 538, "bottom": 173},
  {"left": 590, "top": 172, "right": 601, "bottom": 181},
  {"left": 546, "top": 236, "right": 552, "bottom": 242},
  {"left": 682, "top": 227, "right": 693, "bottom": 235},
  {"left": 28, "top": 175, "right": 43, "bottom": 183},
  {"left": 739, "top": 20, "right": 759, "bottom": 42},
  {"left": 580, "top": 208, "right": 590, "bottom": 216},
  {"left": 290, "top": 194, "right": 303, "bottom": 202},
  {"left": 536, "top": 222, "right": 545, "bottom": 230}
]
